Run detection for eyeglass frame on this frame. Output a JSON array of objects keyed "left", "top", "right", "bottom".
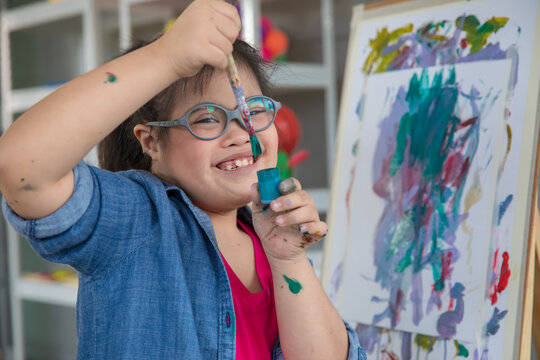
[{"left": 145, "top": 95, "right": 282, "bottom": 140}]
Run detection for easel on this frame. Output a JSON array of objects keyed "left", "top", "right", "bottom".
[
  {"left": 325, "top": 0, "right": 540, "bottom": 358},
  {"left": 530, "top": 117, "right": 540, "bottom": 358},
  {"left": 521, "top": 82, "right": 540, "bottom": 359}
]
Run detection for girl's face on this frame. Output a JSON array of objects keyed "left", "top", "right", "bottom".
[{"left": 154, "top": 67, "right": 278, "bottom": 212}]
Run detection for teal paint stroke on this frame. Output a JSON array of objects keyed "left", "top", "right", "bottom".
[{"left": 283, "top": 275, "right": 303, "bottom": 294}]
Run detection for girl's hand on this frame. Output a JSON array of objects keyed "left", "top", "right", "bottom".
[
  {"left": 155, "top": 0, "right": 241, "bottom": 78},
  {"left": 251, "top": 178, "right": 328, "bottom": 266}
]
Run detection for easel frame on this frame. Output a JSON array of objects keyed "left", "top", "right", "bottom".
[{"left": 322, "top": 0, "right": 540, "bottom": 358}]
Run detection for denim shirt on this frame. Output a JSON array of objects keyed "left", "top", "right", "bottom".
[{"left": 2, "top": 162, "right": 366, "bottom": 360}]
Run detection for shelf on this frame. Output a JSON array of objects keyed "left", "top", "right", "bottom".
[
  {"left": 5, "top": 0, "right": 86, "bottom": 32},
  {"left": 11, "top": 86, "right": 60, "bottom": 114},
  {"left": 16, "top": 278, "right": 77, "bottom": 307},
  {"left": 269, "top": 62, "right": 330, "bottom": 89}
]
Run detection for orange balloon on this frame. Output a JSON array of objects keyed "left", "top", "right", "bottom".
[{"left": 263, "top": 29, "right": 289, "bottom": 57}]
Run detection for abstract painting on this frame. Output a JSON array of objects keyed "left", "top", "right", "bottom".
[{"left": 340, "top": 60, "right": 508, "bottom": 342}]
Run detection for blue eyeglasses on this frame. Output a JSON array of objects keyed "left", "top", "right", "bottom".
[{"left": 146, "top": 95, "right": 281, "bottom": 140}]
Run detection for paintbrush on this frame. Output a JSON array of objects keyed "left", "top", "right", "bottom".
[
  {"left": 227, "top": 1, "right": 281, "bottom": 204},
  {"left": 225, "top": 54, "right": 263, "bottom": 159},
  {"left": 225, "top": 1, "right": 262, "bottom": 160}
]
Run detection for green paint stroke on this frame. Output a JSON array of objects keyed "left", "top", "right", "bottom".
[
  {"left": 283, "top": 275, "right": 303, "bottom": 294},
  {"left": 250, "top": 135, "right": 262, "bottom": 159},
  {"left": 456, "top": 15, "right": 508, "bottom": 53},
  {"left": 454, "top": 340, "right": 470, "bottom": 357},
  {"left": 414, "top": 334, "right": 436, "bottom": 352},
  {"left": 389, "top": 67, "right": 459, "bottom": 180}
]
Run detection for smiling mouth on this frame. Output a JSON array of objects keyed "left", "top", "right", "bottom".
[{"left": 216, "top": 156, "right": 255, "bottom": 171}]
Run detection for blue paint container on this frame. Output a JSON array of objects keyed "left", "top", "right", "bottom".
[{"left": 257, "top": 168, "right": 281, "bottom": 204}]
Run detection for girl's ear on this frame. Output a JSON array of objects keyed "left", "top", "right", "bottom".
[{"left": 133, "top": 124, "right": 160, "bottom": 161}]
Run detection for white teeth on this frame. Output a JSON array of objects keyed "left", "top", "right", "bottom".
[{"left": 222, "top": 158, "right": 253, "bottom": 171}]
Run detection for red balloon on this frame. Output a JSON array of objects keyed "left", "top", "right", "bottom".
[{"left": 275, "top": 105, "right": 300, "bottom": 153}]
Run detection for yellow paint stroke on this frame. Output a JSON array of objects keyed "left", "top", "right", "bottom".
[
  {"left": 363, "top": 24, "right": 414, "bottom": 74},
  {"left": 414, "top": 334, "right": 436, "bottom": 352},
  {"left": 500, "top": 124, "right": 513, "bottom": 172},
  {"left": 462, "top": 171, "right": 483, "bottom": 266},
  {"left": 427, "top": 34, "right": 448, "bottom": 42}
]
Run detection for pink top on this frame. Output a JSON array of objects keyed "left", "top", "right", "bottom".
[{"left": 221, "top": 220, "right": 278, "bottom": 359}]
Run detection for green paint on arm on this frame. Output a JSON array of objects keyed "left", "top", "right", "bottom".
[
  {"left": 282, "top": 275, "right": 302, "bottom": 294},
  {"left": 105, "top": 72, "right": 117, "bottom": 83}
]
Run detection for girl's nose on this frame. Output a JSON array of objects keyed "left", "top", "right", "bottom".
[{"left": 221, "top": 117, "right": 250, "bottom": 146}]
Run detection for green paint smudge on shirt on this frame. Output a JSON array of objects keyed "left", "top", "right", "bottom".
[{"left": 282, "top": 275, "right": 302, "bottom": 294}]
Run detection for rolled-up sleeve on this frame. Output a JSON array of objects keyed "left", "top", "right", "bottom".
[
  {"left": 2, "top": 162, "right": 93, "bottom": 238},
  {"left": 2, "top": 162, "right": 158, "bottom": 277},
  {"left": 344, "top": 320, "right": 367, "bottom": 360}
]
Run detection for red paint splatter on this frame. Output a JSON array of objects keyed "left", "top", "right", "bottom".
[
  {"left": 452, "top": 157, "right": 470, "bottom": 188},
  {"left": 433, "top": 252, "right": 453, "bottom": 293},
  {"left": 381, "top": 348, "right": 400, "bottom": 360},
  {"left": 448, "top": 291, "right": 455, "bottom": 310},
  {"left": 497, "top": 252, "right": 511, "bottom": 293},
  {"left": 389, "top": 45, "right": 411, "bottom": 70},
  {"left": 455, "top": 116, "right": 478, "bottom": 131},
  {"left": 373, "top": 156, "right": 392, "bottom": 197},
  {"left": 490, "top": 250, "right": 511, "bottom": 305},
  {"left": 390, "top": 288, "right": 405, "bottom": 326}
]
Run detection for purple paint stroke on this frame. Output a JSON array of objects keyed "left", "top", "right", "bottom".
[
  {"left": 329, "top": 262, "right": 344, "bottom": 301},
  {"left": 473, "top": 349, "right": 489, "bottom": 360},
  {"left": 401, "top": 332, "right": 412, "bottom": 360},
  {"left": 485, "top": 307, "right": 508, "bottom": 336},
  {"left": 411, "top": 271, "right": 423, "bottom": 325},
  {"left": 355, "top": 324, "right": 379, "bottom": 354},
  {"left": 436, "top": 282, "right": 465, "bottom": 339}
]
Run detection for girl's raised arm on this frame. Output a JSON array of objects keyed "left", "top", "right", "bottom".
[{"left": 0, "top": 0, "right": 240, "bottom": 220}]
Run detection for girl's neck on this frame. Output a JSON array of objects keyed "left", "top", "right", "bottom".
[{"left": 204, "top": 208, "right": 243, "bottom": 240}]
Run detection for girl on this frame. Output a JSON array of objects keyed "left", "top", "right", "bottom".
[{"left": 0, "top": 0, "right": 365, "bottom": 359}]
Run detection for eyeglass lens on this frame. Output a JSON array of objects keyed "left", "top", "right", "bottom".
[{"left": 187, "top": 97, "right": 276, "bottom": 139}]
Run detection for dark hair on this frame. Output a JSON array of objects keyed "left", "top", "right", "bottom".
[{"left": 98, "top": 39, "right": 272, "bottom": 172}]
